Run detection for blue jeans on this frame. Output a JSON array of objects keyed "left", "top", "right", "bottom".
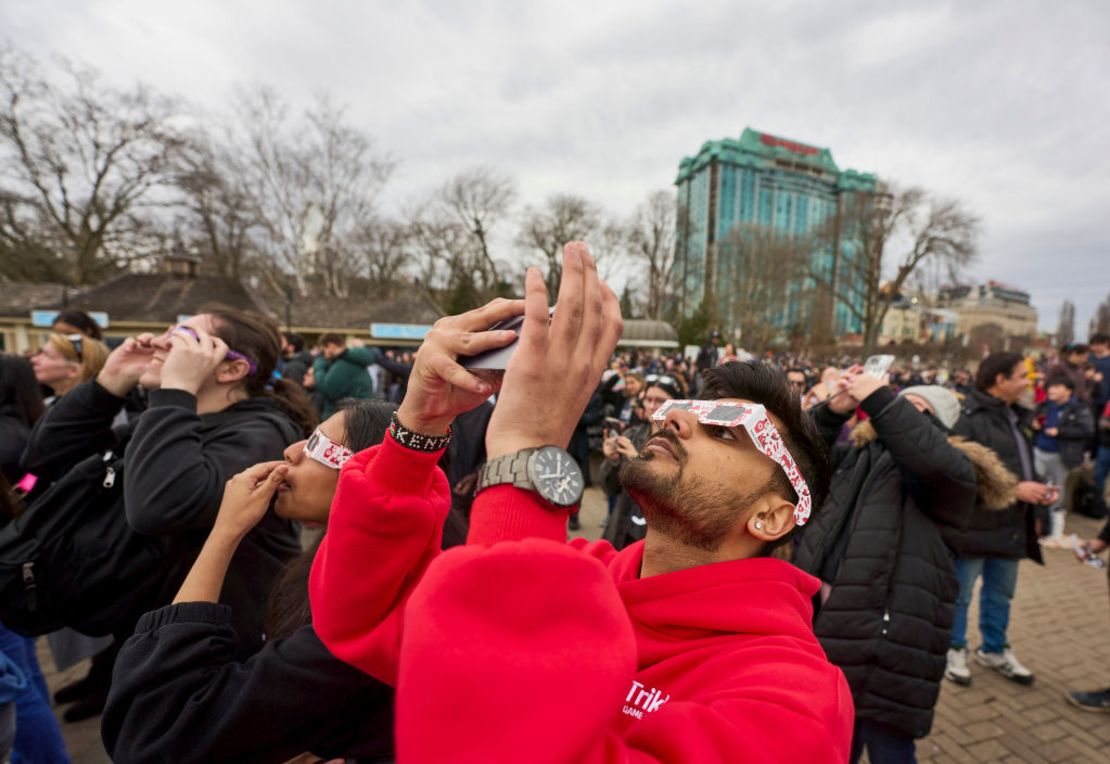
[
  {"left": 0, "top": 625, "right": 71, "bottom": 764},
  {"left": 850, "top": 719, "right": 917, "bottom": 764},
  {"left": 950, "top": 557, "right": 1019, "bottom": 653},
  {"left": 1094, "top": 446, "right": 1110, "bottom": 507}
]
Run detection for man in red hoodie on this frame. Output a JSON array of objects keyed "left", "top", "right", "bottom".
[{"left": 309, "top": 242, "right": 854, "bottom": 762}]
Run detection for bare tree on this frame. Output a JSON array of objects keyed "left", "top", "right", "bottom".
[
  {"left": 0, "top": 187, "right": 63, "bottom": 280},
  {"left": 1091, "top": 293, "right": 1110, "bottom": 337},
  {"left": 716, "top": 224, "right": 807, "bottom": 349},
  {"left": 231, "top": 87, "right": 393, "bottom": 298},
  {"left": 405, "top": 205, "right": 479, "bottom": 313},
  {"left": 355, "top": 216, "right": 411, "bottom": 300},
  {"left": 173, "top": 134, "right": 257, "bottom": 279},
  {"left": 627, "top": 189, "right": 677, "bottom": 320},
  {"left": 1057, "top": 299, "right": 1076, "bottom": 346},
  {"left": 0, "top": 47, "right": 186, "bottom": 284},
  {"left": 809, "top": 183, "right": 980, "bottom": 354},
  {"left": 402, "top": 167, "right": 518, "bottom": 312},
  {"left": 518, "top": 193, "right": 617, "bottom": 295},
  {"left": 438, "top": 167, "right": 516, "bottom": 296}
]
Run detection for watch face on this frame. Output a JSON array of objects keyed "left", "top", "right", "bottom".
[{"left": 527, "top": 447, "right": 585, "bottom": 507}]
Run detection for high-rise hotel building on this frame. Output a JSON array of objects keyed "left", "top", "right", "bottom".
[{"left": 674, "top": 128, "right": 877, "bottom": 339}]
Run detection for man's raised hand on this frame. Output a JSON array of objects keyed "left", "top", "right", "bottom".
[
  {"left": 486, "top": 241, "right": 623, "bottom": 459},
  {"left": 395, "top": 298, "right": 525, "bottom": 435}
]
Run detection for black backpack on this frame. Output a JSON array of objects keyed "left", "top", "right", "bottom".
[
  {"left": 0, "top": 436, "right": 174, "bottom": 636},
  {"left": 0, "top": 409, "right": 294, "bottom": 637}
]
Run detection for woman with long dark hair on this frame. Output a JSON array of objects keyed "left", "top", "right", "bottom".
[
  {"left": 20, "top": 305, "right": 316, "bottom": 721},
  {"left": 103, "top": 400, "right": 398, "bottom": 764},
  {"left": 0, "top": 355, "right": 45, "bottom": 485}
]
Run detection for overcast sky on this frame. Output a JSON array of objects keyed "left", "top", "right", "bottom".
[{"left": 4, "top": 0, "right": 1107, "bottom": 333}]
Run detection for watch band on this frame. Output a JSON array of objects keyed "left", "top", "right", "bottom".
[
  {"left": 476, "top": 449, "right": 538, "bottom": 493},
  {"left": 389, "top": 412, "right": 452, "bottom": 453}
]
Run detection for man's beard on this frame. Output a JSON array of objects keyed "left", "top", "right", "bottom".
[{"left": 619, "top": 429, "right": 768, "bottom": 552}]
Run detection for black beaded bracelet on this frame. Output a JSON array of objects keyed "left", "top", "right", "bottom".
[{"left": 389, "top": 412, "right": 453, "bottom": 452}]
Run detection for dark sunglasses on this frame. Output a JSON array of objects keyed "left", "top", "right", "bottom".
[{"left": 63, "top": 333, "right": 84, "bottom": 362}]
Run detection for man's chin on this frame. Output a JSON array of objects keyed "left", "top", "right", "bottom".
[{"left": 619, "top": 456, "right": 678, "bottom": 502}]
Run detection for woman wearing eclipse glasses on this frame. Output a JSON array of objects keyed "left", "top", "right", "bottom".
[
  {"left": 30, "top": 332, "right": 110, "bottom": 403},
  {"left": 103, "top": 400, "right": 406, "bottom": 764},
  {"left": 18, "top": 306, "right": 317, "bottom": 719}
]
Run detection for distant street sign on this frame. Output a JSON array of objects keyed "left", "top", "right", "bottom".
[
  {"left": 31, "top": 310, "right": 110, "bottom": 328},
  {"left": 370, "top": 323, "right": 433, "bottom": 341}
]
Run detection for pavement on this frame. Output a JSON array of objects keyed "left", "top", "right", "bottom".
[{"left": 42, "top": 490, "right": 1110, "bottom": 763}]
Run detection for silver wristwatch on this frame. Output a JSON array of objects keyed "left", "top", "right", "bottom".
[{"left": 475, "top": 446, "right": 585, "bottom": 508}]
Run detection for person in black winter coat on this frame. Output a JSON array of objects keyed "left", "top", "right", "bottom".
[
  {"left": 942, "top": 353, "right": 1058, "bottom": 689},
  {"left": 694, "top": 331, "right": 721, "bottom": 392},
  {"left": 797, "top": 373, "right": 1011, "bottom": 762},
  {"left": 279, "top": 332, "right": 315, "bottom": 387},
  {"left": 20, "top": 307, "right": 317, "bottom": 718},
  {"left": 23, "top": 308, "right": 316, "bottom": 650},
  {"left": 1031, "top": 377, "right": 1095, "bottom": 546},
  {"left": 103, "top": 401, "right": 399, "bottom": 764},
  {"left": 0, "top": 355, "right": 45, "bottom": 485},
  {"left": 600, "top": 377, "right": 679, "bottom": 548},
  {"left": 1032, "top": 378, "right": 1095, "bottom": 471}
]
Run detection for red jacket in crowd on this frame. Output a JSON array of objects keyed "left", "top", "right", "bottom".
[{"left": 309, "top": 435, "right": 854, "bottom": 763}]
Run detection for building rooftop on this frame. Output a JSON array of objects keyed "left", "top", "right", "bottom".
[
  {"left": 246, "top": 280, "right": 444, "bottom": 330},
  {"left": 675, "top": 127, "right": 876, "bottom": 190},
  {"left": 617, "top": 319, "right": 679, "bottom": 348},
  {"left": 0, "top": 281, "right": 69, "bottom": 317},
  {"left": 62, "top": 273, "right": 270, "bottom": 324}
]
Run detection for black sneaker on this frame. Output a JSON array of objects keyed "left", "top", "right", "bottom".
[
  {"left": 53, "top": 674, "right": 96, "bottom": 705},
  {"left": 62, "top": 690, "right": 107, "bottom": 723},
  {"left": 1066, "top": 688, "right": 1110, "bottom": 713},
  {"left": 567, "top": 515, "right": 581, "bottom": 531}
]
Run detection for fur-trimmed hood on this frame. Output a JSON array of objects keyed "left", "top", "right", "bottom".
[{"left": 850, "top": 420, "right": 1017, "bottom": 510}]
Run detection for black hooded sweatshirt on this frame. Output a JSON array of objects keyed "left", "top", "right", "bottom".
[
  {"left": 102, "top": 602, "right": 394, "bottom": 764},
  {"left": 22, "top": 380, "right": 302, "bottom": 649}
]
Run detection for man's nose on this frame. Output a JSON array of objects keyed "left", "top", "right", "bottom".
[{"left": 661, "top": 407, "right": 696, "bottom": 438}]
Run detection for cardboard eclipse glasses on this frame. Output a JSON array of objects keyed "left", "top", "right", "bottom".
[
  {"left": 650, "top": 400, "right": 813, "bottom": 526},
  {"left": 170, "top": 326, "right": 258, "bottom": 375},
  {"left": 304, "top": 430, "right": 353, "bottom": 470}
]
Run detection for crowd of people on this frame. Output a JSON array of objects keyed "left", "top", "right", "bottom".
[{"left": 0, "top": 248, "right": 1108, "bottom": 763}]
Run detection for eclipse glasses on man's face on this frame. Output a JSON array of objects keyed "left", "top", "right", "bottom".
[
  {"left": 651, "top": 399, "right": 812, "bottom": 526},
  {"left": 170, "top": 325, "right": 258, "bottom": 375},
  {"left": 303, "top": 429, "right": 353, "bottom": 470}
]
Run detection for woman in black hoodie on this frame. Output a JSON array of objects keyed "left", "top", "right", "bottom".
[
  {"left": 20, "top": 306, "right": 317, "bottom": 718},
  {"left": 103, "top": 400, "right": 398, "bottom": 764}
]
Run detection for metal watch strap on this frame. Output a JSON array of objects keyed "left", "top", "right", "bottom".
[{"left": 476, "top": 449, "right": 538, "bottom": 493}]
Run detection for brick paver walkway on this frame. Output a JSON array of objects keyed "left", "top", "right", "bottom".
[
  {"left": 916, "top": 512, "right": 1110, "bottom": 763},
  {"left": 44, "top": 490, "right": 1110, "bottom": 762}
]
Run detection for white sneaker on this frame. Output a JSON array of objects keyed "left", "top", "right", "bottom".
[
  {"left": 974, "top": 647, "right": 1035, "bottom": 685},
  {"left": 945, "top": 647, "right": 971, "bottom": 686}
]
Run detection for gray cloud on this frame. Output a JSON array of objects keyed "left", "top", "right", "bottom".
[{"left": 4, "top": 0, "right": 1107, "bottom": 331}]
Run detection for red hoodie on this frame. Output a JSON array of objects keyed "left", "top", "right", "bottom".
[{"left": 310, "top": 436, "right": 854, "bottom": 763}]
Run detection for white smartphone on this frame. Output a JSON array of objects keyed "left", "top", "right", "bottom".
[{"left": 863, "top": 354, "right": 895, "bottom": 380}]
